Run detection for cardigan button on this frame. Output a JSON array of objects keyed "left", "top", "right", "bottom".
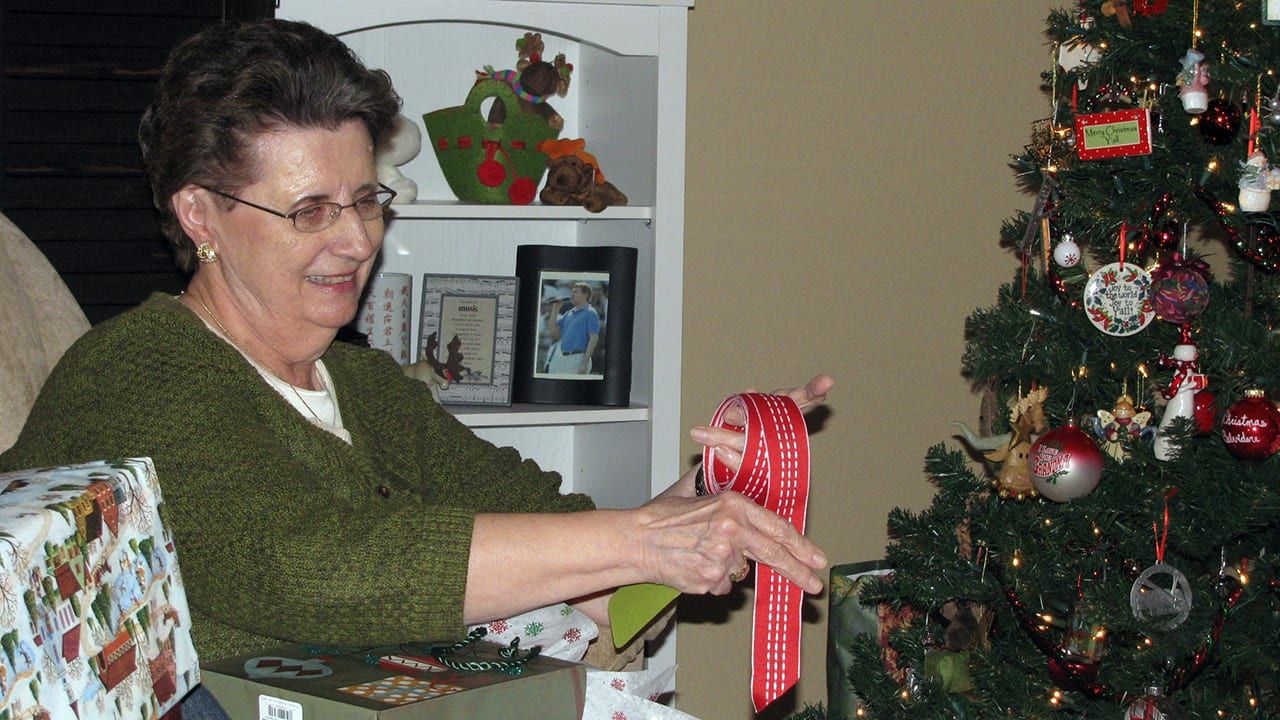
[{"left": 376, "top": 484, "right": 392, "bottom": 498}]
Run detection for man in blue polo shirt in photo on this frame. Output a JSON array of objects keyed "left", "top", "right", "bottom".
[{"left": 547, "top": 282, "right": 600, "bottom": 375}]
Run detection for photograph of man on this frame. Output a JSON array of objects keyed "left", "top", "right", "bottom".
[{"left": 540, "top": 278, "right": 605, "bottom": 378}]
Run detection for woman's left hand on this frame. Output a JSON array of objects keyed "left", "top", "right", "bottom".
[{"left": 689, "top": 374, "right": 833, "bottom": 473}]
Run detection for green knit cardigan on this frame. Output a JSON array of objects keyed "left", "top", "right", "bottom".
[{"left": 0, "top": 294, "right": 594, "bottom": 661}]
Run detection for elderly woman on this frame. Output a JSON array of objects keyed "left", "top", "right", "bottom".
[{"left": 0, "top": 18, "right": 830, "bottom": 716}]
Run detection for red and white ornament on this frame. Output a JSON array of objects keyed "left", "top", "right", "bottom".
[
  {"left": 1153, "top": 339, "right": 1208, "bottom": 461},
  {"left": 1124, "top": 685, "right": 1187, "bottom": 720},
  {"left": 1053, "top": 234, "right": 1082, "bottom": 268},
  {"left": 1221, "top": 389, "right": 1280, "bottom": 461},
  {"left": 1029, "top": 422, "right": 1104, "bottom": 502}
]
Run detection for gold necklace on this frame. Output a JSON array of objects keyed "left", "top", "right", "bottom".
[{"left": 181, "top": 292, "right": 332, "bottom": 427}]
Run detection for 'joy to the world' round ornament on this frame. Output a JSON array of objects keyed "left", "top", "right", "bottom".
[
  {"left": 1083, "top": 262, "right": 1155, "bottom": 336},
  {"left": 1030, "top": 423, "right": 1105, "bottom": 501},
  {"left": 1221, "top": 389, "right": 1280, "bottom": 461}
]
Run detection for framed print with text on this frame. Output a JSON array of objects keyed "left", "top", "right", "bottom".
[
  {"left": 1266, "top": 0, "right": 1280, "bottom": 25},
  {"left": 513, "top": 245, "right": 637, "bottom": 406},
  {"left": 418, "top": 274, "right": 518, "bottom": 405}
]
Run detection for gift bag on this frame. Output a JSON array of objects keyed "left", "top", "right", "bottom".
[
  {"left": 826, "top": 560, "right": 893, "bottom": 719},
  {"left": 583, "top": 665, "right": 698, "bottom": 720},
  {"left": 473, "top": 605, "right": 700, "bottom": 719},
  {"left": 423, "top": 79, "right": 559, "bottom": 205}
]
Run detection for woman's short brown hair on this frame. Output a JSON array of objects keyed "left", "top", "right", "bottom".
[{"left": 139, "top": 19, "right": 401, "bottom": 272}]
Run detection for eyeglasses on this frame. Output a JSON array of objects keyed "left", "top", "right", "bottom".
[{"left": 202, "top": 184, "right": 397, "bottom": 233}]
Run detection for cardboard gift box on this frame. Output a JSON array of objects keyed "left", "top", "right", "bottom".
[
  {"left": 201, "top": 641, "right": 586, "bottom": 719},
  {"left": 0, "top": 458, "right": 200, "bottom": 719}
]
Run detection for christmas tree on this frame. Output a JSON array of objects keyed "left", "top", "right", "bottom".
[{"left": 832, "top": 2, "right": 1280, "bottom": 718}]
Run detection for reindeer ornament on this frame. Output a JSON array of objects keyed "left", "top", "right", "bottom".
[{"left": 955, "top": 386, "right": 1049, "bottom": 499}]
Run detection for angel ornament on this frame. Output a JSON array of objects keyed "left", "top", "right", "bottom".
[
  {"left": 955, "top": 386, "right": 1049, "bottom": 499},
  {"left": 1091, "top": 392, "right": 1153, "bottom": 462}
]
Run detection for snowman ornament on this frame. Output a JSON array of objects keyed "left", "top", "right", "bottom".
[{"left": 1153, "top": 339, "right": 1208, "bottom": 461}]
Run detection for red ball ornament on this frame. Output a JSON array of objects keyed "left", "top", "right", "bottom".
[
  {"left": 1192, "top": 390, "right": 1216, "bottom": 435},
  {"left": 1198, "top": 99, "right": 1242, "bottom": 145},
  {"left": 1221, "top": 390, "right": 1280, "bottom": 461},
  {"left": 1030, "top": 423, "right": 1105, "bottom": 501},
  {"left": 1047, "top": 657, "right": 1099, "bottom": 692}
]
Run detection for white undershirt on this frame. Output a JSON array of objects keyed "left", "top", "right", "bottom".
[
  {"left": 254, "top": 359, "right": 352, "bottom": 445},
  {"left": 188, "top": 305, "right": 352, "bottom": 444}
]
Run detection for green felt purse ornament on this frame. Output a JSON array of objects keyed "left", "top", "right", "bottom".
[{"left": 423, "top": 79, "right": 560, "bottom": 204}]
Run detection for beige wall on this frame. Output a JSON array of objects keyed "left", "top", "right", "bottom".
[{"left": 677, "top": 2, "right": 1059, "bottom": 717}]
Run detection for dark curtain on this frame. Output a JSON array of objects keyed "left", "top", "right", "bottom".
[{"left": 0, "top": 0, "right": 274, "bottom": 324}]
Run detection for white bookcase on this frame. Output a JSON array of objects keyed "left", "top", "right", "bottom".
[{"left": 276, "top": 0, "right": 691, "bottom": 674}]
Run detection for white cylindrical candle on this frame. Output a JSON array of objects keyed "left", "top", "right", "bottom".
[{"left": 356, "top": 272, "right": 413, "bottom": 364}]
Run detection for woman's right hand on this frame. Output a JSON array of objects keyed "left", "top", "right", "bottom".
[{"left": 631, "top": 491, "right": 826, "bottom": 595}]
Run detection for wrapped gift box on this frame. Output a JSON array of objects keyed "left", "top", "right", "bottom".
[
  {"left": 0, "top": 458, "right": 199, "bottom": 719},
  {"left": 201, "top": 641, "right": 585, "bottom": 719}
]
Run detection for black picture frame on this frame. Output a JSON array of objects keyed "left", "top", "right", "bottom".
[{"left": 513, "top": 245, "right": 637, "bottom": 406}]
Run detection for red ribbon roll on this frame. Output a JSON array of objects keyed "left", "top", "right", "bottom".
[{"left": 702, "top": 392, "right": 811, "bottom": 712}]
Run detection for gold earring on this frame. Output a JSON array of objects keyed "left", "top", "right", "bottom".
[{"left": 195, "top": 243, "right": 218, "bottom": 264}]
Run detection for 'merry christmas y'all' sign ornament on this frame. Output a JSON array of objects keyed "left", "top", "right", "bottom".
[{"left": 1074, "top": 108, "right": 1153, "bottom": 160}]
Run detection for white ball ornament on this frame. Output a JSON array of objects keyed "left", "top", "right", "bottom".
[{"left": 1053, "top": 234, "right": 1081, "bottom": 268}]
